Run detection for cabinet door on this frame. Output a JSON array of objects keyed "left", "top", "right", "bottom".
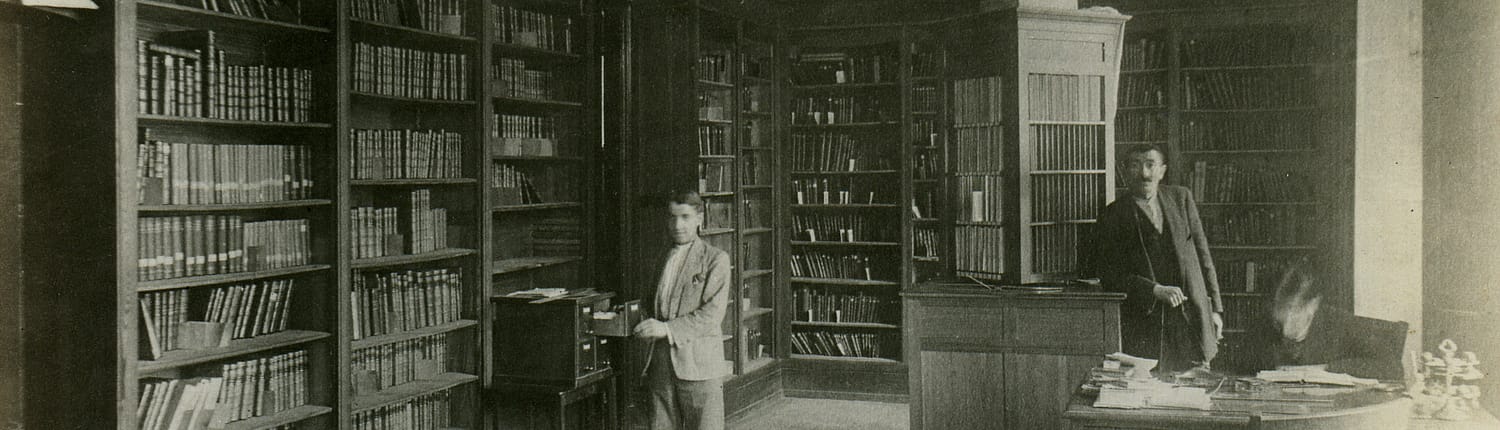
[
  {"left": 920, "top": 351, "right": 1007, "bottom": 430},
  {"left": 1004, "top": 353, "right": 1099, "bottom": 429}
]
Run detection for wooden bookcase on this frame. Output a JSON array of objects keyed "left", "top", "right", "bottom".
[
  {"left": 52, "top": 0, "right": 599, "bottom": 429},
  {"left": 1090, "top": 0, "right": 1356, "bottom": 373}
]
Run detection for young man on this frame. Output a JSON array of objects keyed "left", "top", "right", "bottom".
[
  {"left": 1260, "top": 262, "right": 1407, "bottom": 380},
  {"left": 1095, "top": 146, "right": 1224, "bottom": 372},
  {"left": 634, "top": 191, "right": 733, "bottom": 430}
]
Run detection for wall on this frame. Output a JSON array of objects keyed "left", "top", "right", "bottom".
[
  {"left": 1352, "top": 0, "right": 1423, "bottom": 362},
  {"left": 1422, "top": 0, "right": 1500, "bottom": 415},
  {"left": 0, "top": 7, "right": 23, "bottom": 430}
]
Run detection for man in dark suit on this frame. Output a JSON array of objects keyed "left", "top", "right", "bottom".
[
  {"left": 1262, "top": 262, "right": 1407, "bottom": 380},
  {"left": 1096, "top": 146, "right": 1224, "bottom": 372},
  {"left": 634, "top": 191, "right": 733, "bottom": 430}
]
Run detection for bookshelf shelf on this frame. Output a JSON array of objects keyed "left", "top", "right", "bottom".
[
  {"left": 1118, "top": 105, "right": 1167, "bottom": 110},
  {"left": 1116, "top": 140, "right": 1168, "bottom": 145},
  {"left": 490, "top": 202, "right": 583, "bottom": 212},
  {"left": 491, "top": 155, "right": 586, "bottom": 162},
  {"left": 790, "top": 354, "right": 901, "bottom": 365},
  {"left": 349, "top": 178, "right": 479, "bottom": 186},
  {"left": 1121, "top": 68, "right": 1169, "bottom": 74},
  {"left": 702, "top": 227, "right": 737, "bottom": 236},
  {"left": 138, "top": 199, "right": 335, "bottom": 213},
  {"left": 790, "top": 241, "right": 900, "bottom": 247},
  {"left": 349, "top": 91, "right": 478, "bottom": 107},
  {"left": 745, "top": 357, "right": 776, "bottom": 374},
  {"left": 741, "top": 110, "right": 774, "bottom": 117},
  {"left": 138, "top": 330, "right": 332, "bottom": 374},
  {"left": 790, "top": 170, "right": 899, "bottom": 175},
  {"left": 350, "top": 319, "right": 479, "bottom": 350},
  {"left": 912, "top": 256, "right": 939, "bottom": 262},
  {"left": 790, "top": 277, "right": 899, "bottom": 287},
  {"left": 350, "top": 372, "right": 480, "bottom": 413},
  {"left": 699, "top": 191, "right": 735, "bottom": 198},
  {"left": 136, "top": 264, "right": 333, "bottom": 292},
  {"left": 1197, "top": 201, "right": 1322, "bottom": 206},
  {"left": 1029, "top": 169, "right": 1108, "bottom": 174},
  {"left": 491, "top": 43, "right": 582, "bottom": 61},
  {"left": 350, "top": 248, "right": 479, "bottom": 270},
  {"left": 742, "top": 269, "right": 774, "bottom": 280},
  {"left": 492, "top": 256, "right": 584, "bottom": 275},
  {"left": 791, "top": 204, "right": 901, "bottom": 209},
  {"left": 699, "top": 154, "right": 736, "bottom": 160},
  {"left": 349, "top": 19, "right": 478, "bottom": 43},
  {"left": 953, "top": 221, "right": 1003, "bottom": 227},
  {"left": 1211, "top": 245, "right": 1317, "bottom": 251},
  {"left": 791, "top": 321, "right": 899, "bottom": 329},
  {"left": 137, "top": 0, "right": 332, "bottom": 34},
  {"left": 741, "top": 185, "right": 774, "bottom": 192},
  {"left": 741, "top": 146, "right": 776, "bottom": 151},
  {"left": 790, "top": 121, "right": 899, "bottom": 128},
  {"left": 491, "top": 95, "right": 584, "bottom": 108},
  {"left": 1029, "top": 219, "right": 1098, "bottom": 226},
  {"left": 742, "top": 307, "right": 774, "bottom": 320},
  {"left": 698, "top": 118, "right": 735, "bottom": 125},
  {"left": 1028, "top": 120, "right": 1107, "bottom": 126},
  {"left": 913, "top": 218, "right": 940, "bottom": 223},
  {"left": 222, "top": 405, "right": 334, "bottom": 430},
  {"left": 742, "top": 227, "right": 773, "bottom": 235},
  {"left": 791, "top": 82, "right": 899, "bottom": 90},
  {"left": 1181, "top": 107, "right": 1321, "bottom": 113},
  {"left": 1181, "top": 149, "right": 1317, "bottom": 155},
  {"left": 138, "top": 115, "right": 333, "bottom": 129},
  {"left": 697, "top": 79, "right": 735, "bottom": 89},
  {"left": 1181, "top": 63, "right": 1317, "bottom": 72}
]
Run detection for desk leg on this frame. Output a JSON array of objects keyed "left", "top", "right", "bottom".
[
  {"left": 556, "top": 392, "right": 568, "bottom": 430},
  {"left": 607, "top": 376, "right": 619, "bottom": 430}
]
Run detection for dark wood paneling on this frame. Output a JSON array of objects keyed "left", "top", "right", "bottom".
[
  {"left": 725, "top": 365, "right": 782, "bottom": 418},
  {"left": 784, "top": 362, "right": 908, "bottom": 401},
  {"left": 1003, "top": 303, "right": 1113, "bottom": 354},
  {"left": 916, "top": 298, "right": 1008, "bottom": 351},
  {"left": 1003, "top": 353, "right": 1098, "bottom": 430},
  {"left": 0, "top": 10, "right": 22, "bottom": 429},
  {"left": 919, "top": 351, "right": 1006, "bottom": 430}
]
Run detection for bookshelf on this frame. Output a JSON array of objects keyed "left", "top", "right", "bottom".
[{"left": 1090, "top": 0, "right": 1355, "bottom": 373}]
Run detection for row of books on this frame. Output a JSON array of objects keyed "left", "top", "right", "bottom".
[
  {"left": 352, "top": 390, "right": 455, "bottom": 430},
  {"left": 140, "top": 289, "right": 190, "bottom": 357},
  {"left": 955, "top": 225, "right": 1004, "bottom": 278},
  {"left": 698, "top": 93, "right": 730, "bottom": 122},
  {"left": 1120, "top": 74, "right": 1165, "bottom": 107},
  {"left": 1221, "top": 296, "right": 1269, "bottom": 331},
  {"left": 166, "top": 0, "right": 304, "bottom": 24},
  {"left": 137, "top": 350, "right": 309, "bottom": 430},
  {"left": 351, "top": 267, "right": 464, "bottom": 340},
  {"left": 1180, "top": 116, "right": 1318, "bottom": 151},
  {"left": 913, "top": 152, "right": 940, "bottom": 180},
  {"left": 794, "top": 289, "right": 890, "bottom": 323},
  {"left": 1031, "top": 223, "right": 1082, "bottom": 274},
  {"left": 1181, "top": 30, "right": 1330, "bottom": 67},
  {"left": 742, "top": 152, "right": 768, "bottom": 186},
  {"left": 350, "top": 189, "right": 450, "bottom": 259},
  {"left": 791, "top": 331, "right": 889, "bottom": 359},
  {"left": 698, "top": 53, "right": 730, "bottom": 83},
  {"left": 491, "top": 114, "right": 560, "bottom": 157},
  {"left": 953, "top": 76, "right": 1003, "bottom": 125},
  {"left": 746, "top": 328, "right": 769, "bottom": 360},
  {"left": 1220, "top": 258, "right": 1296, "bottom": 293},
  {"left": 203, "top": 279, "right": 296, "bottom": 340},
  {"left": 913, "top": 227, "right": 938, "bottom": 258},
  {"left": 1030, "top": 174, "right": 1103, "bottom": 222},
  {"left": 911, "top": 190, "right": 937, "bottom": 220},
  {"left": 1202, "top": 208, "right": 1312, "bottom": 247},
  {"left": 491, "top": 57, "right": 566, "bottom": 101},
  {"left": 698, "top": 162, "right": 732, "bottom": 194},
  {"left": 789, "top": 131, "right": 894, "bottom": 172},
  {"left": 490, "top": 217, "right": 582, "bottom": 260},
  {"left": 492, "top": 164, "right": 552, "bottom": 206},
  {"left": 790, "top": 95, "right": 895, "bottom": 125},
  {"left": 350, "top": 129, "right": 465, "bottom": 180},
  {"left": 352, "top": 334, "right": 453, "bottom": 390},
  {"left": 1188, "top": 161, "right": 1315, "bottom": 203},
  {"left": 955, "top": 175, "right": 1004, "bottom": 223},
  {"left": 138, "top": 216, "right": 311, "bottom": 281},
  {"left": 136, "top": 136, "right": 315, "bottom": 206},
  {"left": 741, "top": 86, "right": 766, "bottom": 113},
  {"left": 792, "top": 214, "right": 896, "bottom": 243},
  {"left": 351, "top": 0, "right": 467, "bottom": 35},
  {"left": 1031, "top": 124, "right": 1105, "bottom": 171},
  {"left": 792, "top": 51, "right": 896, "bottom": 85},
  {"left": 492, "top": 4, "right": 574, "bottom": 53},
  {"left": 352, "top": 43, "right": 470, "bottom": 101},
  {"left": 1122, "top": 37, "right": 1168, "bottom": 71},
  {"left": 911, "top": 119, "right": 939, "bottom": 147},
  {"left": 1116, "top": 111, "right": 1167, "bottom": 142},
  {"left": 789, "top": 252, "right": 889, "bottom": 281},
  {"left": 1027, "top": 74, "right": 1105, "bottom": 122},
  {"left": 910, "top": 49, "right": 942, "bottom": 78},
  {"left": 911, "top": 85, "right": 940, "bottom": 112},
  {"left": 953, "top": 125, "right": 1004, "bottom": 173},
  {"left": 138, "top": 35, "right": 314, "bottom": 122},
  {"left": 1183, "top": 70, "right": 1317, "bottom": 110},
  {"left": 791, "top": 178, "right": 891, "bottom": 205},
  {"left": 698, "top": 125, "right": 732, "bottom": 156}
]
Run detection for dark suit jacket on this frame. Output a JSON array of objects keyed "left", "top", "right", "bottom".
[
  {"left": 1096, "top": 185, "right": 1223, "bottom": 361},
  {"left": 644, "top": 238, "right": 733, "bottom": 381},
  {"left": 1256, "top": 306, "right": 1408, "bottom": 380}
]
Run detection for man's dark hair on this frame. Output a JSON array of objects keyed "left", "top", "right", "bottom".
[
  {"left": 667, "top": 190, "right": 706, "bottom": 213},
  {"left": 1121, "top": 144, "right": 1168, "bottom": 165}
]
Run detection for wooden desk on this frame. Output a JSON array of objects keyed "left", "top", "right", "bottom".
[
  {"left": 903, "top": 284, "right": 1125, "bottom": 430},
  {"left": 487, "top": 368, "right": 619, "bottom": 430},
  {"left": 1063, "top": 385, "right": 1416, "bottom": 430}
]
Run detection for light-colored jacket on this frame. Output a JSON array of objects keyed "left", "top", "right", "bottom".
[{"left": 645, "top": 238, "right": 733, "bottom": 381}]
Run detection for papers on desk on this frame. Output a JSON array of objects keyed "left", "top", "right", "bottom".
[
  {"left": 1094, "top": 380, "right": 1213, "bottom": 410},
  {"left": 1256, "top": 367, "right": 1378, "bottom": 386},
  {"left": 507, "top": 288, "right": 567, "bottom": 298}
]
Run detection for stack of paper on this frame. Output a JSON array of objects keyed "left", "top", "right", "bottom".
[
  {"left": 507, "top": 288, "right": 567, "bottom": 298},
  {"left": 1094, "top": 380, "right": 1212, "bottom": 410},
  {"left": 1255, "top": 368, "right": 1377, "bottom": 386}
]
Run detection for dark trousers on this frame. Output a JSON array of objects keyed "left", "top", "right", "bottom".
[
  {"left": 647, "top": 342, "right": 724, "bottom": 430},
  {"left": 1124, "top": 301, "right": 1206, "bottom": 373}
]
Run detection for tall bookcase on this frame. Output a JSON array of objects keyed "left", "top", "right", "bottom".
[
  {"left": 1094, "top": 0, "right": 1355, "bottom": 373},
  {"left": 62, "top": 0, "right": 601, "bottom": 429}
]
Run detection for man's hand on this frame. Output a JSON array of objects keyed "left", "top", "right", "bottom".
[
  {"left": 1153, "top": 284, "right": 1186, "bottom": 307},
  {"left": 634, "top": 318, "right": 669, "bottom": 339},
  {"left": 1211, "top": 312, "right": 1224, "bottom": 340}
]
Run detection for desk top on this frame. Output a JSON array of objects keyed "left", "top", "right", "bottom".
[{"left": 1064, "top": 384, "right": 1414, "bottom": 429}]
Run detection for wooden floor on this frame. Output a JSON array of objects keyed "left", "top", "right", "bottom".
[{"left": 728, "top": 397, "right": 908, "bottom": 430}]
